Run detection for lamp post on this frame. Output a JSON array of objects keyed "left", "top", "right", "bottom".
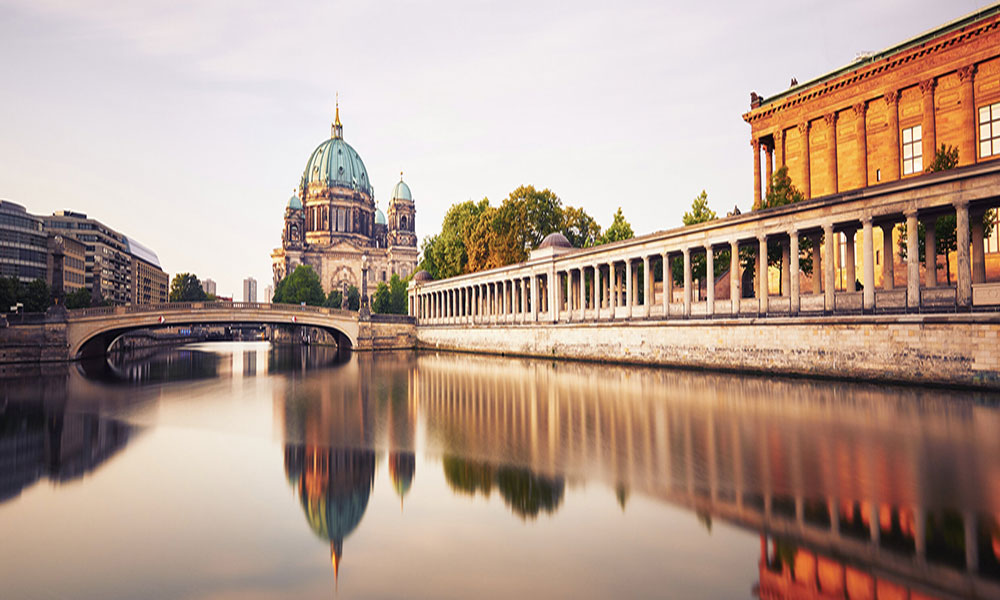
[{"left": 360, "top": 253, "right": 371, "bottom": 318}]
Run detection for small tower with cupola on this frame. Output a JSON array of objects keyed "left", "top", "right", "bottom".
[{"left": 387, "top": 173, "right": 416, "bottom": 249}]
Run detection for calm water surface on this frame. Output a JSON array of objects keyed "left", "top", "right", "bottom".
[{"left": 1, "top": 342, "right": 999, "bottom": 599}]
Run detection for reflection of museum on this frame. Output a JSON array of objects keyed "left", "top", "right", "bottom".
[
  {"left": 275, "top": 352, "right": 1000, "bottom": 598},
  {"left": 271, "top": 106, "right": 418, "bottom": 297}
]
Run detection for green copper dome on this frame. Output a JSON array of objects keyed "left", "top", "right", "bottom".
[
  {"left": 301, "top": 120, "right": 372, "bottom": 196},
  {"left": 392, "top": 178, "right": 412, "bottom": 201},
  {"left": 288, "top": 194, "right": 302, "bottom": 210},
  {"left": 375, "top": 208, "right": 387, "bottom": 226}
]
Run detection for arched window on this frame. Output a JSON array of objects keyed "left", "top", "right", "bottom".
[{"left": 401, "top": 215, "right": 408, "bottom": 231}]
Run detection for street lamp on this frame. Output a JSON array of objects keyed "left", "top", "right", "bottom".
[{"left": 360, "top": 253, "right": 371, "bottom": 317}]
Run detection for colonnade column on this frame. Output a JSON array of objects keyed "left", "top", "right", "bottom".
[
  {"left": 682, "top": 248, "right": 691, "bottom": 317},
  {"left": 811, "top": 233, "right": 822, "bottom": 295},
  {"left": 757, "top": 235, "right": 768, "bottom": 313},
  {"left": 704, "top": 245, "right": 714, "bottom": 316},
  {"left": 882, "top": 223, "right": 895, "bottom": 290},
  {"left": 661, "top": 253, "right": 669, "bottom": 316},
  {"left": 643, "top": 256, "right": 651, "bottom": 316},
  {"left": 790, "top": 231, "right": 800, "bottom": 315},
  {"left": 730, "top": 240, "right": 740, "bottom": 314},
  {"left": 923, "top": 216, "right": 937, "bottom": 288},
  {"left": 862, "top": 217, "right": 875, "bottom": 311},
  {"left": 823, "top": 224, "right": 835, "bottom": 311},
  {"left": 530, "top": 276, "right": 538, "bottom": 322},
  {"left": 626, "top": 259, "right": 633, "bottom": 318},
  {"left": 522, "top": 276, "right": 529, "bottom": 321},
  {"left": 956, "top": 200, "right": 972, "bottom": 308},
  {"left": 845, "top": 227, "right": 857, "bottom": 292},
  {"left": 906, "top": 211, "right": 920, "bottom": 309},
  {"left": 608, "top": 261, "right": 616, "bottom": 315},
  {"left": 578, "top": 268, "right": 586, "bottom": 319},
  {"left": 593, "top": 265, "right": 601, "bottom": 314}
]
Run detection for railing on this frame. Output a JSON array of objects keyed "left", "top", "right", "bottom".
[{"left": 67, "top": 302, "right": 358, "bottom": 319}]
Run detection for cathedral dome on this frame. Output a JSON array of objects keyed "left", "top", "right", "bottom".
[
  {"left": 375, "top": 208, "right": 387, "bottom": 226},
  {"left": 301, "top": 111, "right": 372, "bottom": 197},
  {"left": 412, "top": 270, "right": 432, "bottom": 282},
  {"left": 392, "top": 178, "right": 412, "bottom": 201},
  {"left": 288, "top": 194, "right": 302, "bottom": 210},
  {"left": 538, "top": 232, "right": 572, "bottom": 249}
]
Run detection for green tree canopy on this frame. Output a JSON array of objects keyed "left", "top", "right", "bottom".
[
  {"left": 682, "top": 190, "right": 717, "bottom": 226},
  {"left": 272, "top": 265, "right": 325, "bottom": 306},
  {"left": 371, "top": 274, "right": 408, "bottom": 315},
  {"left": 762, "top": 165, "right": 805, "bottom": 209},
  {"left": 926, "top": 144, "right": 959, "bottom": 172},
  {"left": 345, "top": 285, "right": 360, "bottom": 311},
  {"left": 169, "top": 273, "right": 207, "bottom": 302},
  {"left": 418, "top": 199, "right": 489, "bottom": 279},
  {"left": 598, "top": 207, "right": 634, "bottom": 245},
  {"left": 64, "top": 287, "right": 92, "bottom": 309},
  {"left": 562, "top": 205, "right": 602, "bottom": 248},
  {"left": 323, "top": 289, "right": 342, "bottom": 309}
]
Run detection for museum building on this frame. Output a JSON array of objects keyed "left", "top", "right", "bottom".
[{"left": 271, "top": 106, "right": 418, "bottom": 298}]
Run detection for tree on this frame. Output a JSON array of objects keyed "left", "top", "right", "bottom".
[
  {"left": 388, "top": 274, "right": 408, "bottom": 314},
  {"left": 64, "top": 287, "right": 92, "bottom": 309},
  {"left": 22, "top": 279, "right": 50, "bottom": 313},
  {"left": 561, "top": 205, "right": 602, "bottom": 248},
  {"left": 0, "top": 276, "right": 18, "bottom": 312},
  {"left": 418, "top": 199, "right": 489, "bottom": 279},
  {"left": 506, "top": 185, "right": 564, "bottom": 250},
  {"left": 683, "top": 190, "right": 717, "bottom": 225},
  {"left": 323, "top": 289, "right": 343, "bottom": 309},
  {"left": 598, "top": 207, "right": 634, "bottom": 245},
  {"left": 345, "top": 285, "right": 360, "bottom": 311},
  {"left": 169, "top": 273, "right": 207, "bottom": 302},
  {"left": 371, "top": 281, "right": 391, "bottom": 314},
  {"left": 674, "top": 192, "right": 726, "bottom": 289},
  {"left": 926, "top": 144, "right": 959, "bottom": 172},
  {"left": 762, "top": 165, "right": 805, "bottom": 209},
  {"left": 272, "top": 265, "right": 325, "bottom": 306}
]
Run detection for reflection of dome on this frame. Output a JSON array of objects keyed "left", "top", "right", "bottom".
[
  {"left": 388, "top": 452, "right": 415, "bottom": 503},
  {"left": 538, "top": 232, "right": 572, "bottom": 249},
  {"left": 284, "top": 446, "right": 376, "bottom": 582},
  {"left": 375, "top": 208, "right": 387, "bottom": 226},
  {"left": 301, "top": 108, "right": 372, "bottom": 197},
  {"left": 412, "top": 270, "right": 433, "bottom": 283},
  {"left": 288, "top": 194, "right": 302, "bottom": 210},
  {"left": 392, "top": 178, "right": 412, "bottom": 201}
]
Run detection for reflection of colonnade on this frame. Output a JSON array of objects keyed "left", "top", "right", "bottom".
[
  {"left": 411, "top": 162, "right": 1000, "bottom": 321},
  {"left": 410, "top": 353, "right": 1000, "bottom": 598}
]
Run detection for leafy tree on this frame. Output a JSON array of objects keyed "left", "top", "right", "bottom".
[
  {"left": 64, "top": 287, "right": 92, "bottom": 309},
  {"left": 345, "top": 285, "right": 360, "bottom": 311},
  {"left": 762, "top": 165, "right": 805, "bottom": 209},
  {"left": 323, "top": 289, "right": 342, "bottom": 309},
  {"left": 683, "top": 190, "right": 717, "bottom": 225},
  {"left": 22, "top": 279, "right": 50, "bottom": 313},
  {"left": 0, "top": 276, "right": 18, "bottom": 312},
  {"left": 598, "top": 207, "right": 634, "bottom": 245},
  {"left": 925, "top": 144, "right": 959, "bottom": 172},
  {"left": 418, "top": 199, "right": 489, "bottom": 279},
  {"left": 466, "top": 204, "right": 527, "bottom": 272},
  {"left": 388, "top": 274, "right": 408, "bottom": 314},
  {"left": 507, "top": 185, "right": 564, "bottom": 249},
  {"left": 272, "top": 265, "right": 325, "bottom": 306},
  {"left": 561, "top": 205, "right": 602, "bottom": 248},
  {"left": 169, "top": 273, "right": 207, "bottom": 302},
  {"left": 371, "top": 281, "right": 391, "bottom": 314}
]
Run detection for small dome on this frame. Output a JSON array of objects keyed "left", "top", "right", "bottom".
[
  {"left": 375, "top": 208, "right": 387, "bottom": 226},
  {"left": 538, "top": 232, "right": 572, "bottom": 249},
  {"left": 288, "top": 195, "right": 302, "bottom": 210},
  {"left": 392, "top": 179, "right": 412, "bottom": 201},
  {"left": 412, "top": 270, "right": 433, "bottom": 282}
]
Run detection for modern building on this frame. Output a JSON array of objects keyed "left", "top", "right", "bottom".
[
  {"left": 271, "top": 104, "right": 418, "bottom": 299},
  {"left": 126, "top": 237, "right": 168, "bottom": 305},
  {"left": 243, "top": 277, "right": 257, "bottom": 303},
  {"left": 47, "top": 233, "right": 86, "bottom": 295},
  {"left": 264, "top": 284, "right": 273, "bottom": 303},
  {"left": 203, "top": 278, "right": 217, "bottom": 297},
  {"left": 744, "top": 2, "right": 1000, "bottom": 286},
  {"left": 0, "top": 200, "right": 48, "bottom": 283},
  {"left": 44, "top": 211, "right": 167, "bottom": 305}
]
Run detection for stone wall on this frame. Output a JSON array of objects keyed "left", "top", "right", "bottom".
[
  {"left": 0, "top": 322, "right": 69, "bottom": 363},
  {"left": 416, "top": 314, "right": 1000, "bottom": 389},
  {"left": 357, "top": 316, "right": 416, "bottom": 351}
]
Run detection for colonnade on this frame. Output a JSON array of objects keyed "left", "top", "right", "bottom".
[{"left": 411, "top": 163, "right": 1000, "bottom": 324}]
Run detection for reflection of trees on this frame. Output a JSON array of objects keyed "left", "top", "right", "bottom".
[{"left": 442, "top": 455, "right": 564, "bottom": 520}]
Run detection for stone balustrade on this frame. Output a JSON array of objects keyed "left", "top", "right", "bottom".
[{"left": 410, "top": 161, "right": 1000, "bottom": 325}]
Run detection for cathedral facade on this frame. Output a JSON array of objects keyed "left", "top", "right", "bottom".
[{"left": 271, "top": 107, "right": 418, "bottom": 299}]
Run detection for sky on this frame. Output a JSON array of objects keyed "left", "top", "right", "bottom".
[{"left": 0, "top": 0, "right": 991, "bottom": 298}]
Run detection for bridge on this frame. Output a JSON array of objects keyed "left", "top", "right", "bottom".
[{"left": 65, "top": 302, "right": 360, "bottom": 359}]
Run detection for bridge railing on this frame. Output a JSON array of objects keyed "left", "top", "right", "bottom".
[{"left": 68, "top": 302, "right": 357, "bottom": 319}]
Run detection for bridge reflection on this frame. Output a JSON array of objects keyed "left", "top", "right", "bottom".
[{"left": 276, "top": 351, "right": 1000, "bottom": 598}]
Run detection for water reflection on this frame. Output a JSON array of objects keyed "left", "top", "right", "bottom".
[{"left": 274, "top": 351, "right": 1000, "bottom": 598}]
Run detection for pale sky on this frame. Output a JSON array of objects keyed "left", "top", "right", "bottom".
[{"left": 0, "top": 0, "right": 989, "bottom": 297}]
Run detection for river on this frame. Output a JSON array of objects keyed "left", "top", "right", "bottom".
[{"left": 0, "top": 342, "right": 998, "bottom": 599}]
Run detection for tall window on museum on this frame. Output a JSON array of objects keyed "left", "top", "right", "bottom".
[
  {"left": 980, "top": 102, "right": 1000, "bottom": 158},
  {"left": 337, "top": 208, "right": 345, "bottom": 232},
  {"left": 902, "top": 125, "right": 922, "bottom": 175}
]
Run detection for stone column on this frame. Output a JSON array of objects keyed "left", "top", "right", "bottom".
[
  {"left": 780, "top": 241, "right": 790, "bottom": 297},
  {"left": 608, "top": 261, "right": 616, "bottom": 315},
  {"left": 790, "top": 231, "right": 800, "bottom": 314},
  {"left": 683, "top": 248, "right": 692, "bottom": 317},
  {"left": 845, "top": 227, "right": 857, "bottom": 292},
  {"left": 643, "top": 256, "right": 651, "bottom": 316},
  {"left": 956, "top": 201, "right": 972, "bottom": 308},
  {"left": 799, "top": 122, "right": 811, "bottom": 199},
  {"left": 752, "top": 138, "right": 762, "bottom": 210},
  {"left": 854, "top": 102, "right": 868, "bottom": 187},
  {"left": 661, "top": 253, "right": 669, "bottom": 316},
  {"left": 825, "top": 112, "right": 838, "bottom": 194},
  {"left": 906, "top": 211, "right": 920, "bottom": 309},
  {"left": 884, "top": 91, "right": 900, "bottom": 181},
  {"left": 811, "top": 233, "right": 822, "bottom": 295},
  {"left": 972, "top": 210, "right": 986, "bottom": 284},
  {"left": 589, "top": 267, "right": 596, "bottom": 312},
  {"left": 554, "top": 273, "right": 562, "bottom": 322},
  {"left": 882, "top": 223, "right": 895, "bottom": 289},
  {"left": 730, "top": 240, "right": 741, "bottom": 313},
  {"left": 758, "top": 235, "right": 768, "bottom": 313},
  {"left": 765, "top": 144, "right": 774, "bottom": 196},
  {"left": 704, "top": 244, "right": 714, "bottom": 316},
  {"left": 626, "top": 259, "right": 634, "bottom": 318},
  {"left": 531, "top": 275, "right": 538, "bottom": 322},
  {"left": 775, "top": 130, "right": 784, "bottom": 168},
  {"left": 823, "top": 224, "right": 836, "bottom": 311},
  {"left": 522, "top": 277, "right": 528, "bottom": 321},
  {"left": 862, "top": 218, "right": 875, "bottom": 311},
  {"left": 920, "top": 79, "right": 937, "bottom": 166},
  {"left": 958, "top": 66, "right": 977, "bottom": 166},
  {"left": 579, "top": 267, "right": 586, "bottom": 319},
  {"left": 924, "top": 216, "right": 937, "bottom": 288}
]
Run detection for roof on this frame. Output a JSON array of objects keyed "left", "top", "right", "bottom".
[
  {"left": 125, "top": 236, "right": 161, "bottom": 268},
  {"left": 758, "top": 1, "right": 1000, "bottom": 108}
]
